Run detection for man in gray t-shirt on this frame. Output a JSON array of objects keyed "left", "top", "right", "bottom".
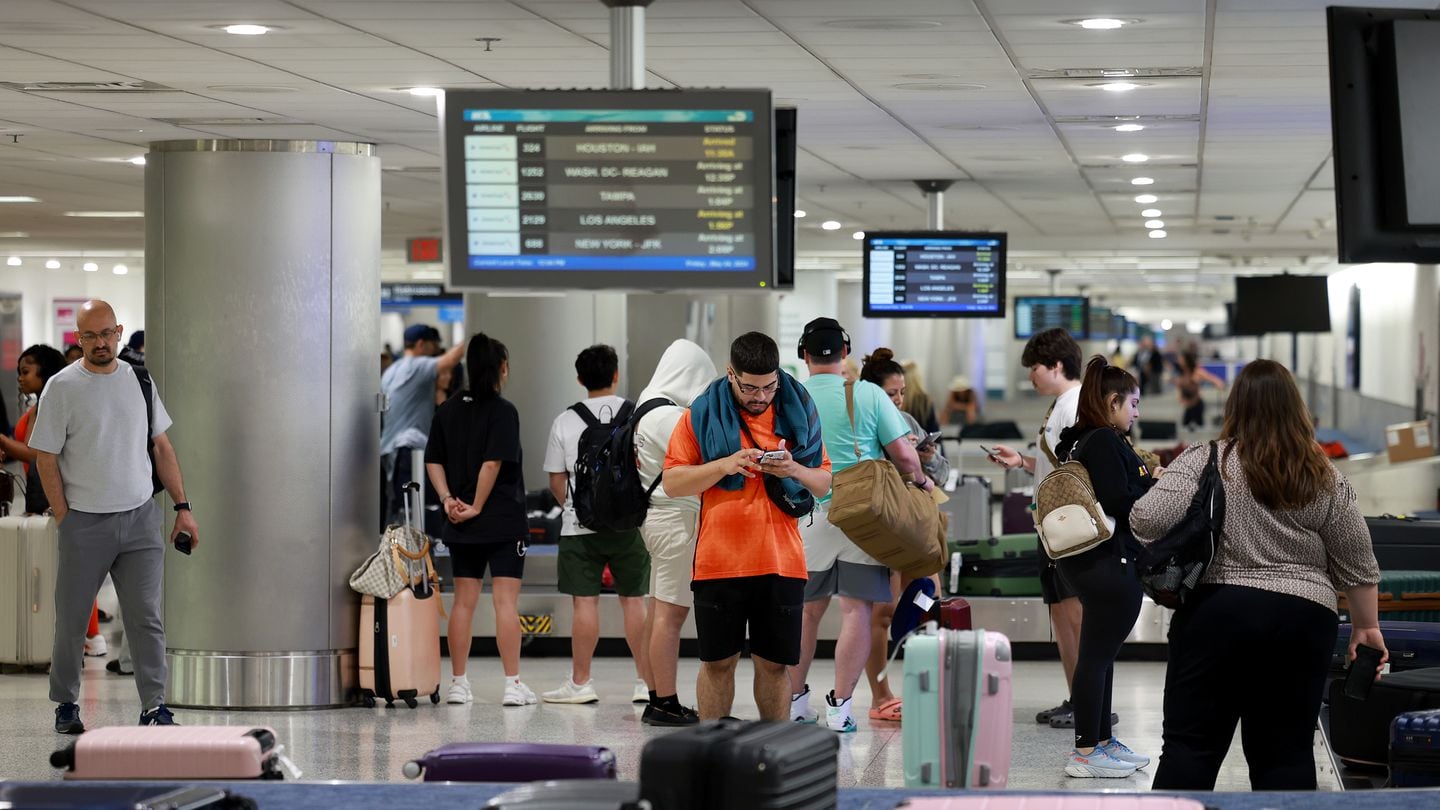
[
  {"left": 29, "top": 300, "right": 200, "bottom": 734},
  {"left": 380, "top": 323, "right": 464, "bottom": 527}
]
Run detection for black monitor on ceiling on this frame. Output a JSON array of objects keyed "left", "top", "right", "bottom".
[
  {"left": 772, "top": 107, "right": 796, "bottom": 289},
  {"left": 1014, "top": 296, "right": 1089, "bottom": 340},
  {"left": 1111, "top": 313, "right": 1128, "bottom": 341},
  {"left": 440, "top": 88, "right": 775, "bottom": 290},
  {"left": 1327, "top": 7, "right": 1440, "bottom": 263},
  {"left": 1088, "top": 306, "right": 1114, "bottom": 340},
  {"left": 861, "top": 231, "right": 1006, "bottom": 318},
  {"left": 1232, "top": 275, "right": 1331, "bottom": 335}
]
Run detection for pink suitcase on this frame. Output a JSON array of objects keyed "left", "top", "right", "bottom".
[
  {"left": 903, "top": 627, "right": 1013, "bottom": 788},
  {"left": 359, "top": 585, "right": 442, "bottom": 708},
  {"left": 898, "top": 799, "right": 1207, "bottom": 810},
  {"left": 51, "top": 726, "right": 284, "bottom": 780}
]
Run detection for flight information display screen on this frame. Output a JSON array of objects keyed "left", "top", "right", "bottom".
[
  {"left": 1014, "top": 296, "right": 1090, "bottom": 339},
  {"left": 441, "top": 88, "right": 774, "bottom": 290},
  {"left": 862, "top": 231, "right": 1006, "bottom": 318}
]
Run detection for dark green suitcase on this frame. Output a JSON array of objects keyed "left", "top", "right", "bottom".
[{"left": 946, "top": 534, "right": 1043, "bottom": 597}]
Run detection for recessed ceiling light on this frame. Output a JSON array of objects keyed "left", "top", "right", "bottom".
[
  {"left": 1096, "top": 82, "right": 1143, "bottom": 93},
  {"left": 1130, "top": 177, "right": 1155, "bottom": 186},
  {"left": 406, "top": 87, "right": 444, "bottom": 97},
  {"left": 112, "top": 263, "right": 129, "bottom": 275},
  {"left": 83, "top": 262, "right": 98, "bottom": 272},
  {"left": 45, "top": 259, "right": 60, "bottom": 269},
  {"left": 852, "top": 231, "right": 865, "bottom": 240},
  {"left": 794, "top": 210, "right": 807, "bottom": 218},
  {"left": 1141, "top": 208, "right": 1162, "bottom": 217},
  {"left": 1121, "top": 153, "right": 1149, "bottom": 163},
  {"left": 1148, "top": 230, "right": 1167, "bottom": 239},
  {"left": 128, "top": 156, "right": 146, "bottom": 166},
  {"left": 0, "top": 196, "right": 39, "bottom": 203},
  {"left": 6, "top": 257, "right": 20, "bottom": 266},
  {"left": 1134, "top": 194, "right": 1159, "bottom": 204},
  {"left": 1113, "top": 123, "right": 1145, "bottom": 132},
  {"left": 222, "top": 24, "right": 269, "bottom": 36},
  {"left": 1161, "top": 319, "right": 1174, "bottom": 330},
  {"left": 1145, "top": 219, "right": 1165, "bottom": 229},
  {"left": 821, "top": 220, "right": 842, "bottom": 231},
  {"left": 63, "top": 211, "right": 144, "bottom": 218},
  {"left": 1076, "top": 18, "right": 1128, "bottom": 29}
]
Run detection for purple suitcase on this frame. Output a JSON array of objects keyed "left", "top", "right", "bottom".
[
  {"left": 402, "top": 743, "right": 617, "bottom": 782},
  {"left": 1000, "top": 492, "right": 1032, "bottom": 535}
]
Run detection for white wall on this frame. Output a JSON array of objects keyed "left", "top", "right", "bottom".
[{"left": 0, "top": 264, "right": 146, "bottom": 350}]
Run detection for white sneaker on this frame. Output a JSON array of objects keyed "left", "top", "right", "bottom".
[
  {"left": 445, "top": 677, "right": 473, "bottom": 705},
  {"left": 790, "top": 684, "right": 818, "bottom": 724},
  {"left": 84, "top": 634, "right": 108, "bottom": 658},
  {"left": 542, "top": 678, "right": 599, "bottom": 704},
  {"left": 1065, "top": 748, "right": 1139, "bottom": 778},
  {"left": 824, "top": 691, "right": 857, "bottom": 733},
  {"left": 632, "top": 679, "right": 650, "bottom": 704},
  {"left": 502, "top": 679, "right": 538, "bottom": 706}
]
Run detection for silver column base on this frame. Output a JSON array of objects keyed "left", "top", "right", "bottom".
[{"left": 166, "top": 649, "right": 356, "bottom": 709}]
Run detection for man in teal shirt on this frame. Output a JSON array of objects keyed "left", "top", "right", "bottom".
[{"left": 787, "top": 317, "right": 930, "bottom": 733}]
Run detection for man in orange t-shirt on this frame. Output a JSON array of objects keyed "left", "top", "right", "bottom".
[{"left": 664, "top": 332, "right": 832, "bottom": 721}]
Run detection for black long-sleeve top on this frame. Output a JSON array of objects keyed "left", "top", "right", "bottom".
[{"left": 1054, "top": 425, "right": 1157, "bottom": 558}]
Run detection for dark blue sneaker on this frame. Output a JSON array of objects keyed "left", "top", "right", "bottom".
[
  {"left": 55, "top": 702, "right": 84, "bottom": 735},
  {"left": 139, "top": 704, "right": 177, "bottom": 726}
]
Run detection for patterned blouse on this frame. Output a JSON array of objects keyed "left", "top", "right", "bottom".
[{"left": 1130, "top": 439, "right": 1380, "bottom": 613}]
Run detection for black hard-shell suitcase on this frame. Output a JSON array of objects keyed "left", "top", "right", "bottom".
[
  {"left": 638, "top": 719, "right": 837, "bottom": 810},
  {"left": 1365, "top": 517, "right": 1440, "bottom": 571},
  {"left": 1390, "top": 710, "right": 1440, "bottom": 787},
  {"left": 1329, "top": 667, "right": 1440, "bottom": 767}
]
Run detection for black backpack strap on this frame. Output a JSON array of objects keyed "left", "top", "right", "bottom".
[
  {"left": 569, "top": 402, "right": 602, "bottom": 428},
  {"left": 132, "top": 366, "right": 162, "bottom": 495}
]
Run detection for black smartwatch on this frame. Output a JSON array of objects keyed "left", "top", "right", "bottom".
[{"left": 173, "top": 501, "right": 193, "bottom": 512}]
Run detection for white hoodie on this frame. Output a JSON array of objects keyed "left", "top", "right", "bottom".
[{"left": 633, "top": 339, "right": 718, "bottom": 514}]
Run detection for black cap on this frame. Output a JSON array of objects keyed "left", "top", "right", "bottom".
[{"left": 801, "top": 317, "right": 847, "bottom": 359}]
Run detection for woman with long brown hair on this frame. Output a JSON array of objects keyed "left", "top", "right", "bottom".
[
  {"left": 1051, "top": 356, "right": 1158, "bottom": 778},
  {"left": 1132, "top": 359, "right": 1385, "bottom": 790}
]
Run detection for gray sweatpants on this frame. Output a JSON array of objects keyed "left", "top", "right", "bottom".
[{"left": 50, "top": 501, "right": 166, "bottom": 710}]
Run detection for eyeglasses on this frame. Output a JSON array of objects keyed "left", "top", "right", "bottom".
[
  {"left": 735, "top": 379, "right": 779, "bottom": 396},
  {"left": 78, "top": 328, "right": 120, "bottom": 344}
]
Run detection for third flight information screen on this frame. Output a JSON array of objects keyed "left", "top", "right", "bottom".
[
  {"left": 1014, "top": 296, "right": 1091, "bottom": 339},
  {"left": 862, "top": 232, "right": 1006, "bottom": 318},
  {"left": 441, "top": 88, "right": 773, "bottom": 290}
]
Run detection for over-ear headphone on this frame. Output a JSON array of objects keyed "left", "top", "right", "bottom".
[{"left": 796, "top": 320, "right": 852, "bottom": 361}]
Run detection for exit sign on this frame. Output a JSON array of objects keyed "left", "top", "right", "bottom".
[{"left": 407, "top": 237, "right": 442, "bottom": 263}]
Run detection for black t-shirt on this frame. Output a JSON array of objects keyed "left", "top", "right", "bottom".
[
  {"left": 1055, "top": 425, "right": 1157, "bottom": 557},
  {"left": 424, "top": 394, "right": 527, "bottom": 544}
]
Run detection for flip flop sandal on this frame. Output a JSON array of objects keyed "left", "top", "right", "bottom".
[{"left": 868, "top": 697, "right": 903, "bottom": 722}]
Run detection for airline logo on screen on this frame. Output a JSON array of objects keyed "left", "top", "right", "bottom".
[
  {"left": 459, "top": 107, "right": 760, "bottom": 273},
  {"left": 867, "top": 236, "right": 1004, "bottom": 313}
]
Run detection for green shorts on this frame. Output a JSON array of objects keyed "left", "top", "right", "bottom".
[{"left": 557, "top": 529, "right": 651, "bottom": 597}]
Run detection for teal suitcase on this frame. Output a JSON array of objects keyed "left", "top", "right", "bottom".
[{"left": 902, "top": 627, "right": 1013, "bottom": 788}]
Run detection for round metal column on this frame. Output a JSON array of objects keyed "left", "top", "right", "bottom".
[{"left": 145, "top": 140, "right": 380, "bottom": 708}]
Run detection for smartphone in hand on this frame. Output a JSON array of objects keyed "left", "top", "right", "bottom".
[
  {"left": 760, "top": 450, "right": 787, "bottom": 463},
  {"left": 175, "top": 531, "right": 193, "bottom": 555},
  {"left": 1344, "top": 643, "right": 1385, "bottom": 699},
  {"left": 978, "top": 444, "right": 1000, "bottom": 460}
]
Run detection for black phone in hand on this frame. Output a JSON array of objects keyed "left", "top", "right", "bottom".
[
  {"left": 1344, "top": 643, "right": 1384, "bottom": 700},
  {"left": 175, "top": 531, "right": 193, "bottom": 555}
]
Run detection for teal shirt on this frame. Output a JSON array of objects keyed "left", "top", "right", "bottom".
[{"left": 802, "top": 374, "right": 912, "bottom": 502}]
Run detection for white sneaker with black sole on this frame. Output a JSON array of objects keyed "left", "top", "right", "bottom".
[{"left": 542, "top": 678, "right": 599, "bottom": 704}]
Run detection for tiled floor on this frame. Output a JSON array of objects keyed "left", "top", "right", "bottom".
[{"left": 1, "top": 637, "right": 1338, "bottom": 791}]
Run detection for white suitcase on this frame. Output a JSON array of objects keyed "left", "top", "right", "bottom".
[{"left": 0, "top": 515, "right": 58, "bottom": 666}]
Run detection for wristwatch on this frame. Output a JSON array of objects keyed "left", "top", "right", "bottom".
[{"left": 173, "top": 501, "right": 193, "bottom": 512}]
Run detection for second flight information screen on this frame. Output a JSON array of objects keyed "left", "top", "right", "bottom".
[
  {"left": 862, "top": 232, "right": 1006, "bottom": 318},
  {"left": 442, "top": 89, "right": 773, "bottom": 290},
  {"left": 1014, "top": 296, "right": 1090, "bottom": 339}
]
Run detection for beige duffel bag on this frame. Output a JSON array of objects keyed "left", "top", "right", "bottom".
[{"left": 826, "top": 381, "right": 947, "bottom": 579}]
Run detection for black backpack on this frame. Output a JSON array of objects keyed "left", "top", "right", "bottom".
[
  {"left": 1137, "top": 440, "right": 1225, "bottom": 608},
  {"left": 569, "top": 397, "right": 674, "bottom": 532}
]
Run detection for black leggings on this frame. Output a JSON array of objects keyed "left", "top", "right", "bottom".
[
  {"left": 1055, "top": 544, "right": 1142, "bottom": 749},
  {"left": 1182, "top": 400, "right": 1205, "bottom": 429},
  {"left": 1151, "top": 585, "right": 1339, "bottom": 791}
]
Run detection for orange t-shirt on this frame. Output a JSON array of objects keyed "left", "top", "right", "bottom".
[{"left": 663, "top": 408, "right": 829, "bottom": 582}]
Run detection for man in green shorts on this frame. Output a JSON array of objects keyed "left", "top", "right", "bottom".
[{"left": 541, "top": 345, "right": 652, "bottom": 704}]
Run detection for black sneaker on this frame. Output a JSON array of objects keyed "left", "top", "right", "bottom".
[
  {"left": 106, "top": 659, "right": 134, "bottom": 676},
  {"left": 55, "top": 702, "right": 84, "bottom": 735},
  {"left": 1036, "top": 700, "right": 1071, "bottom": 724},
  {"left": 139, "top": 704, "right": 178, "bottom": 726},
  {"left": 641, "top": 703, "right": 700, "bottom": 727}
]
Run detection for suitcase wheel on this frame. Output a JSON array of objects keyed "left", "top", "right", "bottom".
[
  {"left": 430, "top": 690, "right": 440, "bottom": 704},
  {"left": 386, "top": 700, "right": 395, "bottom": 708},
  {"left": 404, "top": 696, "right": 418, "bottom": 709},
  {"left": 360, "top": 693, "right": 376, "bottom": 709}
]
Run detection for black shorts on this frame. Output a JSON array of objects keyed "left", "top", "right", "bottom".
[
  {"left": 692, "top": 575, "right": 805, "bottom": 665},
  {"left": 1037, "top": 537, "right": 1078, "bottom": 604},
  {"left": 447, "top": 538, "right": 527, "bottom": 580}
]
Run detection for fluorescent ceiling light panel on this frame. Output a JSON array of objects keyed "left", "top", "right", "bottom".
[
  {"left": 63, "top": 211, "right": 144, "bottom": 218},
  {"left": 1113, "top": 124, "right": 1145, "bottom": 132},
  {"left": 0, "top": 196, "right": 39, "bottom": 203},
  {"left": 1121, "top": 153, "right": 1149, "bottom": 163}
]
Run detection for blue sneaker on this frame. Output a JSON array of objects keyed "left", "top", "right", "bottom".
[
  {"left": 1064, "top": 747, "right": 1137, "bottom": 778},
  {"left": 54, "top": 702, "right": 84, "bottom": 735},
  {"left": 139, "top": 704, "right": 177, "bottom": 726},
  {"left": 1099, "top": 737, "right": 1151, "bottom": 769}
]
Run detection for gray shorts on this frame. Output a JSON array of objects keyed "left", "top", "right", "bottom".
[{"left": 803, "top": 560, "right": 893, "bottom": 603}]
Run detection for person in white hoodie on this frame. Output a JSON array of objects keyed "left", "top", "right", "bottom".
[{"left": 632, "top": 339, "right": 718, "bottom": 726}]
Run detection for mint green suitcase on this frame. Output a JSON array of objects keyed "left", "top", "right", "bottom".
[{"left": 902, "top": 627, "right": 1013, "bottom": 788}]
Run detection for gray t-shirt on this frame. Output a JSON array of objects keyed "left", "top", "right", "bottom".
[
  {"left": 380, "top": 354, "right": 440, "bottom": 456},
  {"left": 28, "top": 360, "right": 173, "bottom": 514}
]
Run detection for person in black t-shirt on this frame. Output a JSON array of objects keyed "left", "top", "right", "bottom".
[{"left": 424, "top": 333, "right": 536, "bottom": 707}]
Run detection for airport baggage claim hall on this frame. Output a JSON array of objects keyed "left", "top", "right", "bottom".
[{"left": 1, "top": 0, "right": 1439, "bottom": 807}]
